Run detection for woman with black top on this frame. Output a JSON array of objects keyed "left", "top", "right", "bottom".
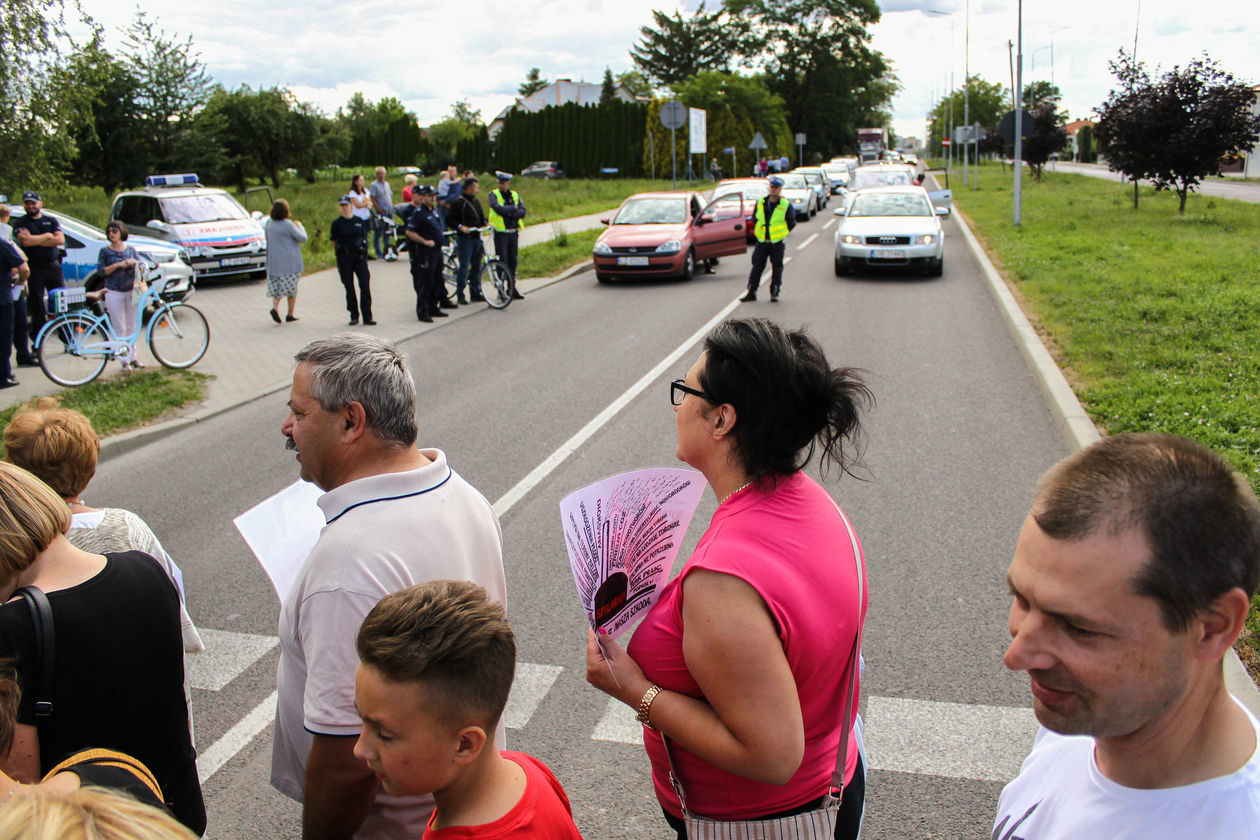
[{"left": 0, "top": 462, "right": 205, "bottom": 834}]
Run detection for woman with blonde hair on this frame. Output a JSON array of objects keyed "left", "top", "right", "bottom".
[
  {"left": 0, "top": 461, "right": 205, "bottom": 834},
  {"left": 3, "top": 397, "right": 202, "bottom": 654},
  {"left": 0, "top": 787, "right": 196, "bottom": 840}
]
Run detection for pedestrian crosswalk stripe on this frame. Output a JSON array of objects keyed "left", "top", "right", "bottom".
[
  {"left": 504, "top": 663, "right": 563, "bottom": 729},
  {"left": 863, "top": 696, "right": 1036, "bottom": 783},
  {"left": 188, "top": 628, "right": 278, "bottom": 691},
  {"left": 592, "top": 697, "right": 642, "bottom": 744}
]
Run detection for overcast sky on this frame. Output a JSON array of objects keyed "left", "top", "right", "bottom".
[{"left": 73, "top": 0, "right": 1259, "bottom": 149}]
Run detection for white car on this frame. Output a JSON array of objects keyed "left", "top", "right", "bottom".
[
  {"left": 792, "top": 167, "right": 831, "bottom": 208},
  {"left": 820, "top": 163, "right": 851, "bottom": 193},
  {"left": 774, "top": 173, "right": 818, "bottom": 220},
  {"left": 833, "top": 186, "right": 951, "bottom": 277}
]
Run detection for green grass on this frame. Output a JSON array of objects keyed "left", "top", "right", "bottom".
[
  {"left": 516, "top": 228, "right": 601, "bottom": 279},
  {"left": 38, "top": 175, "right": 672, "bottom": 276},
  {"left": 0, "top": 369, "right": 210, "bottom": 458},
  {"left": 953, "top": 164, "right": 1260, "bottom": 670}
]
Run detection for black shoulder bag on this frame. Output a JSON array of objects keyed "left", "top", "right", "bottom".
[{"left": 13, "top": 585, "right": 55, "bottom": 718}]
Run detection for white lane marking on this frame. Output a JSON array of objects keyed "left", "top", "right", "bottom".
[
  {"left": 188, "top": 628, "right": 278, "bottom": 691},
  {"left": 823, "top": 217, "right": 836, "bottom": 231},
  {"left": 592, "top": 696, "right": 643, "bottom": 744},
  {"left": 198, "top": 691, "right": 277, "bottom": 783},
  {"left": 864, "top": 696, "right": 1036, "bottom": 783},
  {"left": 491, "top": 298, "right": 742, "bottom": 517},
  {"left": 796, "top": 233, "right": 820, "bottom": 251},
  {"left": 504, "top": 663, "right": 563, "bottom": 729}
]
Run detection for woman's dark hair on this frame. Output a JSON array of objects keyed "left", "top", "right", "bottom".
[
  {"left": 270, "top": 199, "right": 290, "bottom": 221},
  {"left": 105, "top": 219, "right": 128, "bottom": 241},
  {"left": 350, "top": 174, "right": 365, "bottom": 193},
  {"left": 699, "top": 318, "right": 873, "bottom": 480}
]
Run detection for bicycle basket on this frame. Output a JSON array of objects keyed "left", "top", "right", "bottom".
[{"left": 48, "top": 286, "right": 88, "bottom": 313}]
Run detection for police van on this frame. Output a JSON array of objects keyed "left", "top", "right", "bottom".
[{"left": 109, "top": 174, "right": 267, "bottom": 280}]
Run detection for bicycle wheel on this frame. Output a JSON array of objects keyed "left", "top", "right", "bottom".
[
  {"left": 479, "top": 260, "right": 514, "bottom": 309},
  {"left": 37, "top": 315, "right": 110, "bottom": 386},
  {"left": 443, "top": 249, "right": 458, "bottom": 298},
  {"left": 147, "top": 303, "right": 210, "bottom": 369}
]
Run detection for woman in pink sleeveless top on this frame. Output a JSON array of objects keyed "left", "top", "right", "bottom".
[{"left": 586, "top": 318, "right": 873, "bottom": 839}]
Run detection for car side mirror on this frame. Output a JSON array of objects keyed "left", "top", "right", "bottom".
[
  {"left": 833, "top": 207, "right": 847, "bottom": 216},
  {"left": 146, "top": 219, "right": 171, "bottom": 233},
  {"left": 600, "top": 216, "right": 610, "bottom": 225},
  {"left": 935, "top": 206, "right": 951, "bottom": 217},
  {"left": 250, "top": 211, "right": 264, "bottom": 222}
]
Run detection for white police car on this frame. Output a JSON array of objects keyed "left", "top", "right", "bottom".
[
  {"left": 109, "top": 174, "right": 267, "bottom": 280},
  {"left": 4, "top": 204, "right": 194, "bottom": 302}
]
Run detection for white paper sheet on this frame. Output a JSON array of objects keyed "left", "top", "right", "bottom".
[
  {"left": 233, "top": 480, "right": 326, "bottom": 601},
  {"left": 560, "top": 467, "right": 707, "bottom": 639}
]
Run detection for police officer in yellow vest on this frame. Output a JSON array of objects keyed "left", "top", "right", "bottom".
[
  {"left": 487, "top": 171, "right": 527, "bottom": 300},
  {"left": 741, "top": 175, "right": 797, "bottom": 303}
]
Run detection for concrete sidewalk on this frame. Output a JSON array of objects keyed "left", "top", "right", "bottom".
[{"left": 4, "top": 209, "right": 615, "bottom": 456}]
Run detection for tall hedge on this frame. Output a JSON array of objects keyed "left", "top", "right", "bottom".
[
  {"left": 494, "top": 100, "right": 648, "bottom": 178},
  {"left": 349, "top": 114, "right": 429, "bottom": 168}
]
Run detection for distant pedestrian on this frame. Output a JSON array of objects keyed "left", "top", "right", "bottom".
[
  {"left": 401, "top": 173, "right": 418, "bottom": 203},
  {"left": 97, "top": 220, "right": 143, "bottom": 368},
  {"left": 348, "top": 173, "right": 372, "bottom": 238},
  {"left": 486, "top": 171, "right": 526, "bottom": 300},
  {"left": 264, "top": 199, "right": 307, "bottom": 324},
  {"left": 437, "top": 164, "right": 459, "bottom": 230},
  {"left": 11, "top": 191, "right": 64, "bottom": 343},
  {"left": 709, "top": 159, "right": 723, "bottom": 181},
  {"left": 368, "top": 166, "right": 395, "bottom": 260},
  {"left": 448, "top": 177, "right": 487, "bottom": 304},
  {"left": 354, "top": 581, "right": 583, "bottom": 839},
  {"left": 2, "top": 205, "right": 33, "bottom": 370},
  {"left": 329, "top": 196, "right": 374, "bottom": 326},
  {"left": 741, "top": 175, "right": 796, "bottom": 303}
]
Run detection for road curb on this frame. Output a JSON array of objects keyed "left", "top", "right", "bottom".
[
  {"left": 97, "top": 260, "right": 596, "bottom": 464},
  {"left": 950, "top": 204, "right": 1260, "bottom": 715}
]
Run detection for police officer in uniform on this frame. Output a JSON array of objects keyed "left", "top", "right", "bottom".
[
  {"left": 403, "top": 185, "right": 449, "bottom": 323},
  {"left": 329, "top": 195, "right": 375, "bottom": 326},
  {"left": 0, "top": 238, "right": 29, "bottom": 388},
  {"left": 12, "top": 191, "right": 66, "bottom": 340},
  {"left": 486, "top": 171, "right": 527, "bottom": 300},
  {"left": 741, "top": 175, "right": 797, "bottom": 303}
]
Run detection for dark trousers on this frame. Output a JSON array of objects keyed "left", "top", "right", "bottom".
[
  {"left": 336, "top": 252, "right": 372, "bottom": 320},
  {"left": 747, "top": 240, "right": 785, "bottom": 294},
  {"left": 0, "top": 299, "right": 13, "bottom": 381},
  {"left": 27, "top": 262, "right": 63, "bottom": 341},
  {"left": 12, "top": 296, "right": 31, "bottom": 363},
  {"left": 493, "top": 230, "right": 519, "bottom": 278},
  {"left": 455, "top": 235, "right": 483, "bottom": 296},
  {"left": 410, "top": 250, "right": 437, "bottom": 317},
  {"left": 663, "top": 753, "right": 865, "bottom": 840}
]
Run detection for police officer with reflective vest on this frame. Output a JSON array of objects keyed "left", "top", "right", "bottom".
[
  {"left": 741, "top": 175, "right": 797, "bottom": 303},
  {"left": 486, "top": 171, "right": 527, "bottom": 300},
  {"left": 404, "top": 185, "right": 450, "bottom": 323}
]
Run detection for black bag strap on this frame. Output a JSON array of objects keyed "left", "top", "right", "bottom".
[{"left": 13, "top": 585, "right": 54, "bottom": 718}]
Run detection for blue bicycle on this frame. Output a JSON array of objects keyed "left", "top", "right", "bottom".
[{"left": 35, "top": 276, "right": 210, "bottom": 387}]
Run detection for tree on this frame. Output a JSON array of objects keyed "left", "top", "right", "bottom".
[
  {"left": 55, "top": 33, "right": 147, "bottom": 192},
  {"left": 1094, "top": 52, "right": 1159, "bottom": 209},
  {"left": 616, "top": 70, "right": 654, "bottom": 98},
  {"left": 600, "top": 68, "right": 617, "bottom": 104},
  {"left": 1022, "top": 80, "right": 1061, "bottom": 109},
  {"left": 449, "top": 99, "right": 483, "bottom": 127},
  {"left": 1020, "top": 104, "right": 1068, "bottom": 181},
  {"left": 630, "top": 4, "right": 736, "bottom": 86},
  {"left": 928, "top": 77, "right": 1008, "bottom": 160},
  {"left": 1076, "top": 123, "right": 1096, "bottom": 163},
  {"left": 672, "top": 71, "right": 791, "bottom": 161},
  {"left": 519, "top": 67, "right": 548, "bottom": 97}
]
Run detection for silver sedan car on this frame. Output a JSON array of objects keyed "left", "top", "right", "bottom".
[{"left": 833, "top": 186, "right": 951, "bottom": 277}]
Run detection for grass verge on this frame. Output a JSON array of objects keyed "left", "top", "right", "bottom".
[
  {"left": 0, "top": 369, "right": 210, "bottom": 458},
  {"left": 517, "top": 228, "right": 601, "bottom": 280},
  {"left": 40, "top": 176, "right": 675, "bottom": 276},
  {"left": 953, "top": 164, "right": 1260, "bottom": 678}
]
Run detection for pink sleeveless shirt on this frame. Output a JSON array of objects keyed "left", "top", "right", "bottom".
[{"left": 626, "top": 470, "right": 867, "bottom": 819}]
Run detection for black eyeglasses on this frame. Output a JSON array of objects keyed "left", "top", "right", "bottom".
[{"left": 671, "top": 379, "right": 712, "bottom": 406}]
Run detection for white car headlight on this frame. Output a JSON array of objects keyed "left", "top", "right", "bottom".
[
  {"left": 913, "top": 234, "right": 936, "bottom": 245},
  {"left": 138, "top": 249, "right": 175, "bottom": 264},
  {"left": 841, "top": 234, "right": 862, "bottom": 244},
  {"left": 593, "top": 240, "right": 613, "bottom": 255},
  {"left": 655, "top": 240, "right": 681, "bottom": 255}
]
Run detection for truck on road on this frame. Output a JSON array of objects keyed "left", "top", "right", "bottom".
[{"left": 856, "top": 127, "right": 888, "bottom": 163}]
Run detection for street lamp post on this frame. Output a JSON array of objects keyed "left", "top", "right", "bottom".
[
  {"left": 963, "top": 0, "right": 970, "bottom": 188},
  {"left": 1049, "top": 26, "right": 1071, "bottom": 86},
  {"left": 1014, "top": 0, "right": 1024, "bottom": 226}
]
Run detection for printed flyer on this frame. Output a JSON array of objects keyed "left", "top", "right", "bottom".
[{"left": 560, "top": 467, "right": 707, "bottom": 639}]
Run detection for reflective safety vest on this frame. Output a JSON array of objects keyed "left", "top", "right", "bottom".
[
  {"left": 487, "top": 189, "right": 526, "bottom": 232},
  {"left": 753, "top": 197, "right": 789, "bottom": 243}
]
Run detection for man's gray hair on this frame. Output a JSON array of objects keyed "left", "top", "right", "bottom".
[{"left": 295, "top": 333, "right": 417, "bottom": 447}]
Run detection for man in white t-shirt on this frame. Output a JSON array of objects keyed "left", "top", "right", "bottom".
[
  {"left": 271, "top": 333, "right": 506, "bottom": 840},
  {"left": 995, "top": 432, "right": 1260, "bottom": 840}
]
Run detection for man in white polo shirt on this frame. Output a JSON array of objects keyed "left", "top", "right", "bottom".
[
  {"left": 996, "top": 432, "right": 1260, "bottom": 839},
  {"left": 271, "top": 333, "right": 506, "bottom": 840}
]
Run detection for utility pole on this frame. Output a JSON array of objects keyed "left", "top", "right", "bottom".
[
  {"left": 963, "top": 0, "right": 970, "bottom": 188},
  {"left": 1014, "top": 0, "right": 1024, "bottom": 226}
]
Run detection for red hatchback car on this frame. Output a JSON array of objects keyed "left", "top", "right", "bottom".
[{"left": 592, "top": 191, "right": 748, "bottom": 282}]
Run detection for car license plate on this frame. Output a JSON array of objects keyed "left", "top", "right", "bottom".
[
  {"left": 220, "top": 257, "right": 252, "bottom": 267},
  {"left": 870, "top": 248, "right": 906, "bottom": 259},
  {"left": 617, "top": 256, "right": 650, "bottom": 266}
]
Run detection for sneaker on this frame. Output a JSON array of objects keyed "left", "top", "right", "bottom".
[{"left": 739, "top": 292, "right": 757, "bottom": 303}]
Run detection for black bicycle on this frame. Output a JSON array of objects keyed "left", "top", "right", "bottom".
[{"left": 441, "top": 226, "right": 515, "bottom": 309}]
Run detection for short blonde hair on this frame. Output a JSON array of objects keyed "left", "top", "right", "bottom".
[
  {"left": 0, "top": 787, "right": 197, "bottom": 840},
  {"left": 404, "top": 173, "right": 418, "bottom": 186},
  {"left": 4, "top": 397, "right": 100, "bottom": 498},
  {"left": 0, "top": 461, "right": 71, "bottom": 582}
]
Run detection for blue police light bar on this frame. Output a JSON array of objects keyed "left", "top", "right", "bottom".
[{"left": 145, "top": 174, "right": 200, "bottom": 187}]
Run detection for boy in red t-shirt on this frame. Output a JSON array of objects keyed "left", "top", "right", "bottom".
[{"left": 354, "top": 580, "right": 584, "bottom": 839}]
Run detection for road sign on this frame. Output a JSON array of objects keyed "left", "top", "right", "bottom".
[
  {"left": 794, "top": 132, "right": 806, "bottom": 145},
  {"left": 688, "top": 108, "right": 707, "bottom": 155},
  {"left": 941, "top": 139, "right": 952, "bottom": 146},
  {"left": 749, "top": 131, "right": 767, "bottom": 150},
  {"left": 659, "top": 100, "right": 687, "bottom": 130},
  {"left": 998, "top": 110, "right": 1035, "bottom": 144}
]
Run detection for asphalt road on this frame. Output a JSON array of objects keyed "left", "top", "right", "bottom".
[
  {"left": 84, "top": 203, "right": 1070, "bottom": 839},
  {"left": 1046, "top": 161, "right": 1260, "bottom": 203}
]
